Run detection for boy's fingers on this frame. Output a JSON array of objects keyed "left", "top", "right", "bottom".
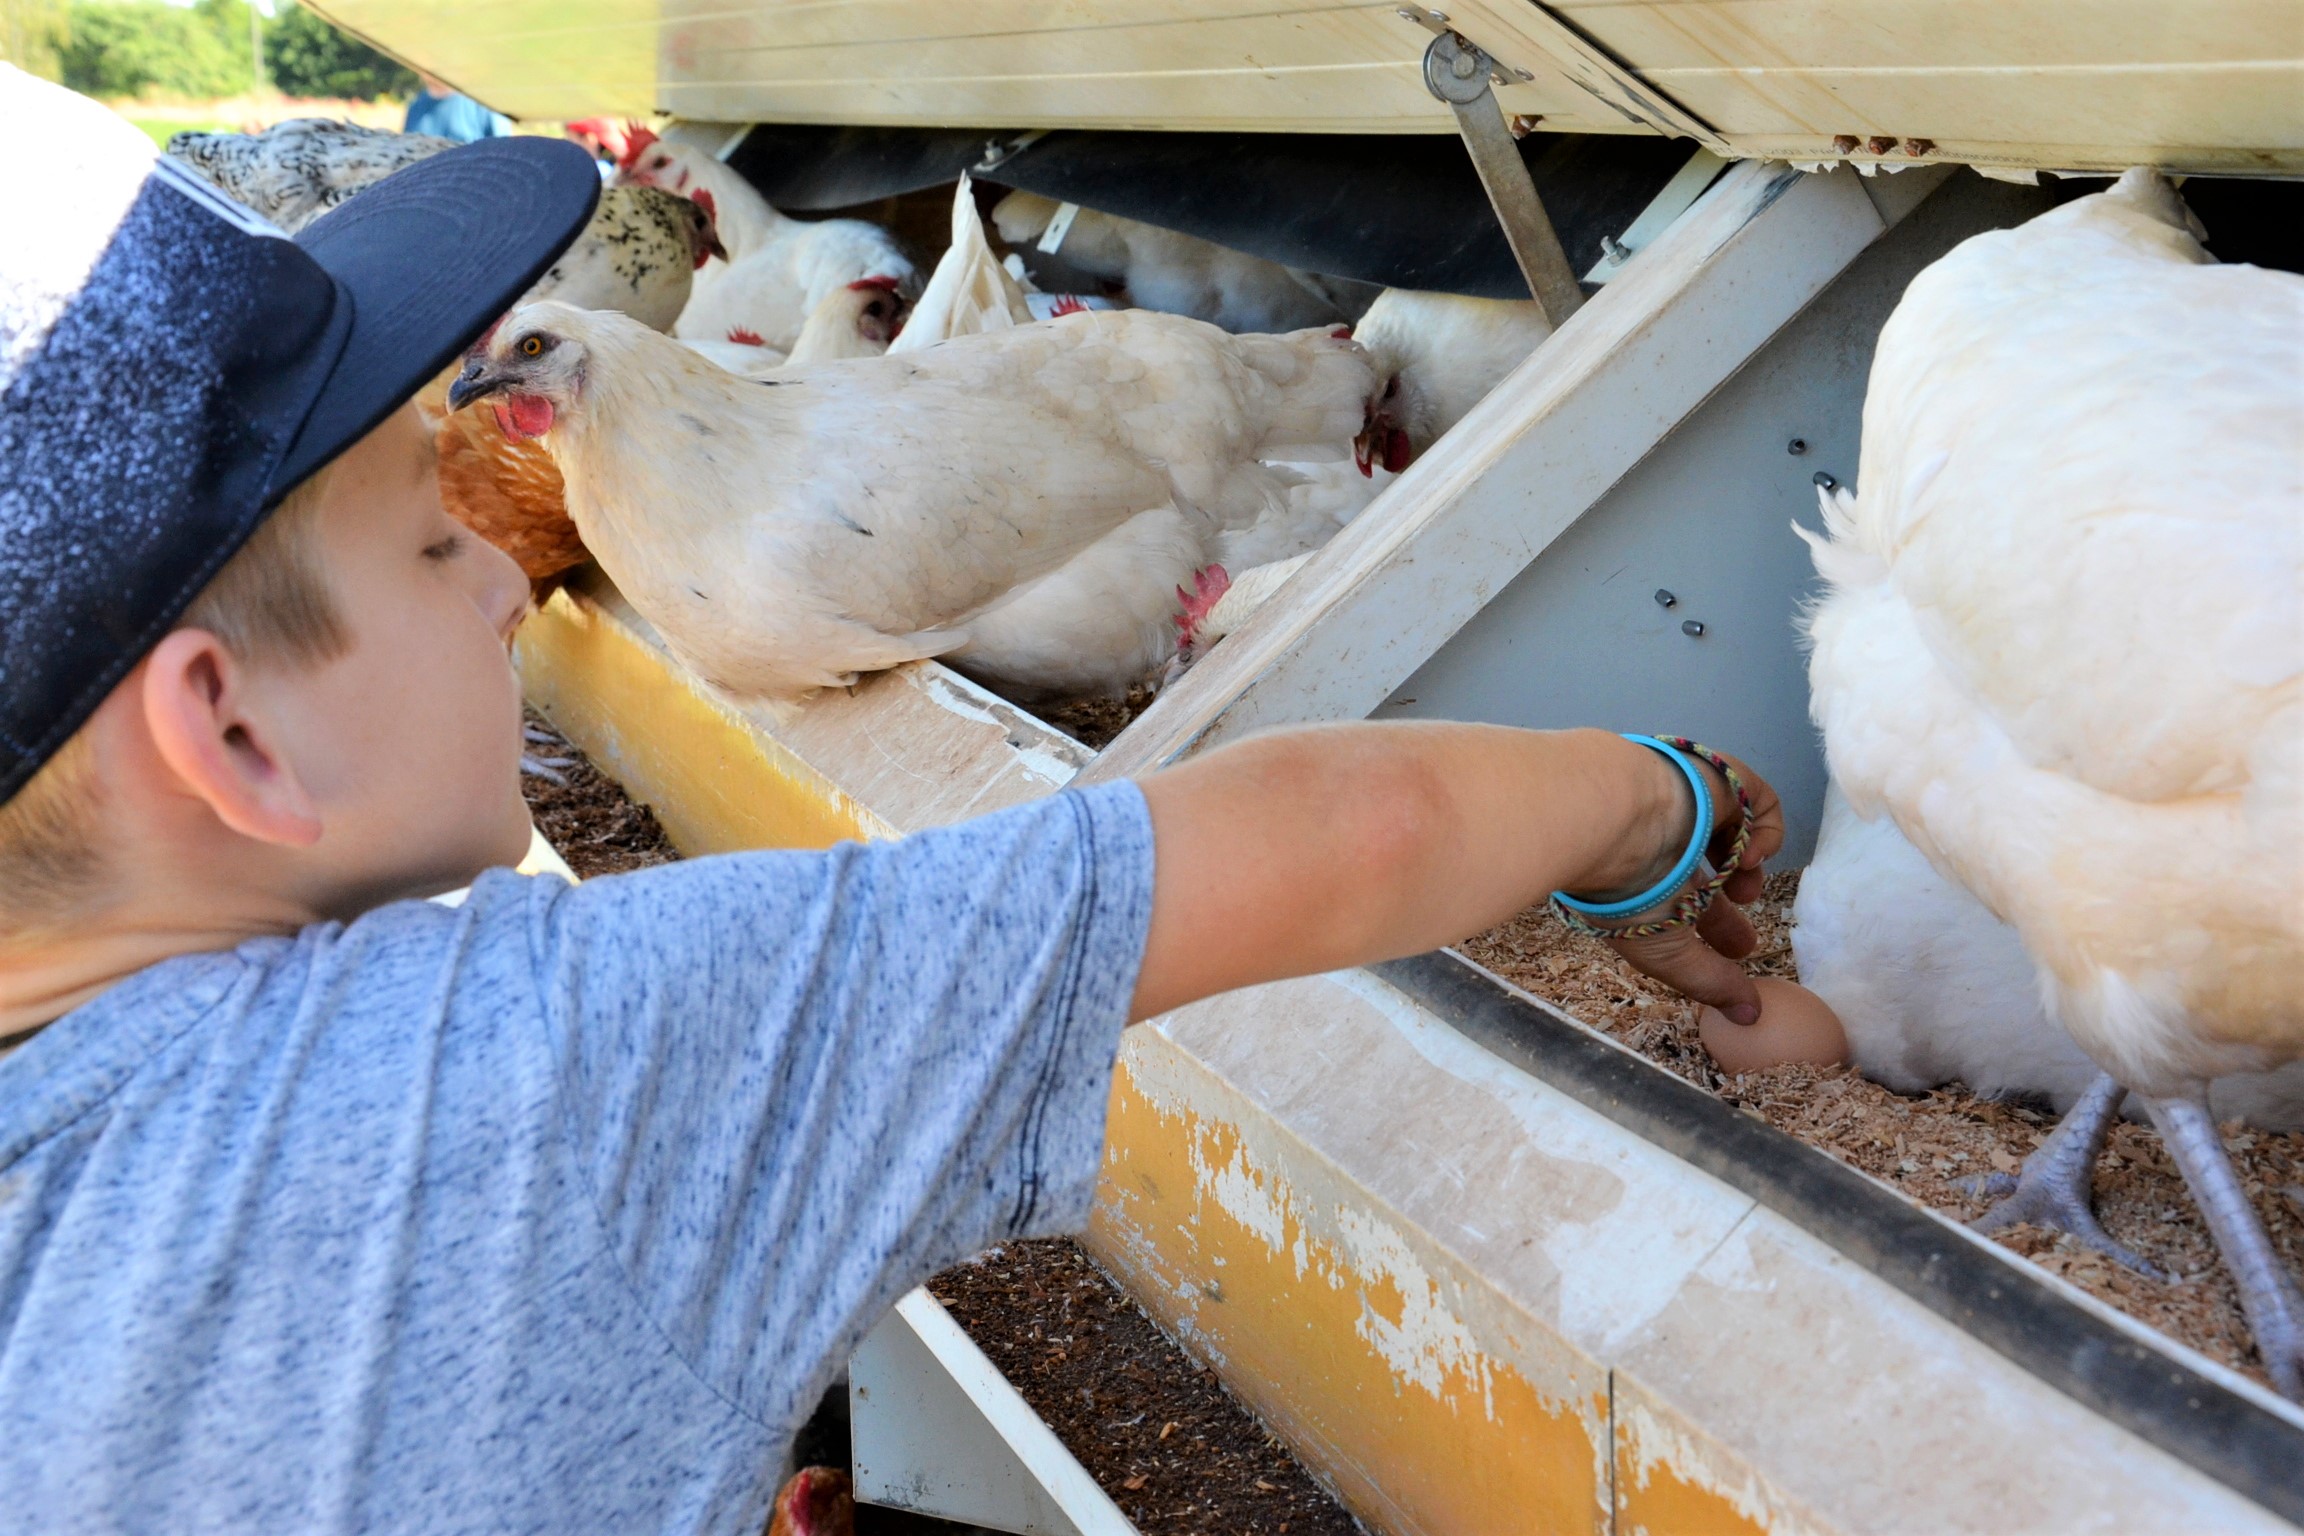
[
  {"left": 1607, "top": 925, "right": 1762, "bottom": 1025},
  {"left": 1695, "top": 892, "right": 1757, "bottom": 959}
]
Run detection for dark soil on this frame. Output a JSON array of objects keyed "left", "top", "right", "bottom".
[
  {"left": 1459, "top": 875, "right": 2304, "bottom": 1391},
  {"left": 1036, "top": 685, "right": 1159, "bottom": 752},
  {"left": 518, "top": 712, "right": 681, "bottom": 877},
  {"left": 930, "top": 1240, "right": 1360, "bottom": 1535}
]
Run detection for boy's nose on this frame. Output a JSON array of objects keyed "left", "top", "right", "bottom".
[{"left": 467, "top": 534, "right": 529, "bottom": 642}]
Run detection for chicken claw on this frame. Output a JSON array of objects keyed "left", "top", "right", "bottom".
[{"left": 1970, "top": 1072, "right": 2164, "bottom": 1279}]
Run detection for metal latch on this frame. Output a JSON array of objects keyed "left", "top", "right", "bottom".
[{"left": 1399, "top": 13, "right": 1585, "bottom": 326}]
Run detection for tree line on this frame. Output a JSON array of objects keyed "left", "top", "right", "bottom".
[{"left": 2, "top": 0, "right": 416, "bottom": 100}]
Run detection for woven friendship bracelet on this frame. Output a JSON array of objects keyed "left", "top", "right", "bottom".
[{"left": 1550, "top": 736, "right": 1754, "bottom": 940}]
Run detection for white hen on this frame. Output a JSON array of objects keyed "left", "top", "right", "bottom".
[
  {"left": 449, "top": 301, "right": 1377, "bottom": 700},
  {"left": 616, "top": 128, "right": 915, "bottom": 353},
  {"left": 992, "top": 190, "right": 1374, "bottom": 334},
  {"left": 875, "top": 179, "right": 1337, "bottom": 701},
  {"left": 1156, "top": 287, "right": 1545, "bottom": 669},
  {"left": 1352, "top": 288, "right": 1553, "bottom": 467},
  {"left": 1802, "top": 168, "right": 2304, "bottom": 1394}
]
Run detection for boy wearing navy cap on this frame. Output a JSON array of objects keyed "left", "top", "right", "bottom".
[{"left": 0, "top": 66, "right": 1780, "bottom": 1533}]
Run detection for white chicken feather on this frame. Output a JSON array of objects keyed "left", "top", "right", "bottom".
[
  {"left": 1795, "top": 785, "right": 2304, "bottom": 1128},
  {"left": 889, "top": 173, "right": 1032, "bottom": 354},
  {"left": 450, "top": 302, "right": 1377, "bottom": 700}
]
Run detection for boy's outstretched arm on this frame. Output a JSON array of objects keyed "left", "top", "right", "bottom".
[{"left": 1130, "top": 723, "right": 1784, "bottom": 1023}]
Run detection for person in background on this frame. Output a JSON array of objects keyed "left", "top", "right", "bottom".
[{"left": 404, "top": 72, "right": 511, "bottom": 143}]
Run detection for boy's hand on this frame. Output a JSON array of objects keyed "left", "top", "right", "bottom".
[{"left": 1591, "top": 749, "right": 1784, "bottom": 1026}]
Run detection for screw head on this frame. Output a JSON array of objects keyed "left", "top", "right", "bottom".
[
  {"left": 1813, "top": 470, "right": 1838, "bottom": 490},
  {"left": 1681, "top": 619, "right": 1706, "bottom": 638},
  {"left": 1787, "top": 437, "right": 1807, "bottom": 455},
  {"left": 1654, "top": 588, "right": 1677, "bottom": 609},
  {"left": 1451, "top": 50, "right": 1479, "bottom": 78}
]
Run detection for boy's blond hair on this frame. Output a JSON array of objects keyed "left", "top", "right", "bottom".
[{"left": 0, "top": 471, "right": 349, "bottom": 935}]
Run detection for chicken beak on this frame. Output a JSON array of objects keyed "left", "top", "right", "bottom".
[{"left": 446, "top": 357, "right": 502, "bottom": 413}]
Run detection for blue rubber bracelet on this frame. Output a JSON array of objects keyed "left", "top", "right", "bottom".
[{"left": 1551, "top": 734, "right": 1710, "bottom": 921}]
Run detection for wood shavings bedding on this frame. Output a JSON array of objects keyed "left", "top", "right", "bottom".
[{"left": 1457, "top": 874, "right": 2304, "bottom": 1392}]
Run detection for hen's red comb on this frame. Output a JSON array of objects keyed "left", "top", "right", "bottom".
[
  {"left": 847, "top": 275, "right": 903, "bottom": 293},
  {"left": 617, "top": 123, "right": 659, "bottom": 173},
  {"left": 1050, "top": 294, "right": 1089, "bottom": 316}
]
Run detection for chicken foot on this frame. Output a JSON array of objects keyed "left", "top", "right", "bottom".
[
  {"left": 2140, "top": 1093, "right": 2304, "bottom": 1401},
  {"left": 1969, "top": 1072, "right": 2164, "bottom": 1278}
]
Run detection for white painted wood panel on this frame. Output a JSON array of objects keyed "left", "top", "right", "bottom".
[{"left": 315, "top": 0, "right": 2302, "bottom": 168}]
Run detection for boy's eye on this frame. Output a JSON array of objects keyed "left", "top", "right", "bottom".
[
  {"left": 422, "top": 532, "right": 465, "bottom": 563},
  {"left": 520, "top": 335, "right": 546, "bottom": 357}
]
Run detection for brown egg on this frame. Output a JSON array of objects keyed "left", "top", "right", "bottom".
[{"left": 1698, "top": 976, "right": 1850, "bottom": 1075}]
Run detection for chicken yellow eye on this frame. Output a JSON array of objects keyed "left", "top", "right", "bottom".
[{"left": 520, "top": 335, "right": 545, "bottom": 358}]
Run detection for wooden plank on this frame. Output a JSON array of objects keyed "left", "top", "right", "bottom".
[
  {"left": 1448, "top": 0, "right": 1731, "bottom": 149},
  {"left": 849, "top": 1290, "right": 1135, "bottom": 1532},
  {"left": 317, "top": 0, "right": 2302, "bottom": 165},
  {"left": 1081, "top": 159, "right": 1940, "bottom": 782},
  {"left": 515, "top": 575, "right": 1090, "bottom": 850},
  {"left": 651, "top": 1, "right": 1607, "bottom": 134}
]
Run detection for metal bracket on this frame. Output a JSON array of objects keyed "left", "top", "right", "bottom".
[
  {"left": 1414, "top": 25, "right": 1585, "bottom": 325},
  {"left": 974, "top": 129, "right": 1048, "bottom": 174}
]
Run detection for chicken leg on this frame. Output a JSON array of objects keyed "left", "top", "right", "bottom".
[
  {"left": 1970, "top": 1072, "right": 2162, "bottom": 1278},
  {"left": 2139, "top": 1093, "right": 2304, "bottom": 1401}
]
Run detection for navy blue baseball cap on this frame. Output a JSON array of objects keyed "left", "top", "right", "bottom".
[{"left": 0, "top": 66, "right": 600, "bottom": 804}]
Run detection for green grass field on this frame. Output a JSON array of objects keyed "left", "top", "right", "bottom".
[{"left": 120, "top": 114, "right": 230, "bottom": 148}]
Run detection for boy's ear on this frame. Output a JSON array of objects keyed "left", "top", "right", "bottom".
[{"left": 139, "top": 629, "right": 324, "bottom": 848}]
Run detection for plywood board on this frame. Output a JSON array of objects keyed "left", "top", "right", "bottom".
[{"left": 316, "top": 0, "right": 2302, "bottom": 170}]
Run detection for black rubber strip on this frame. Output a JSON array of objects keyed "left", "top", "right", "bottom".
[
  {"left": 722, "top": 124, "right": 1697, "bottom": 299},
  {"left": 1372, "top": 949, "right": 2304, "bottom": 1524}
]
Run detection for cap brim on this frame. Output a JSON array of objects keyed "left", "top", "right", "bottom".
[{"left": 273, "top": 135, "right": 601, "bottom": 496}]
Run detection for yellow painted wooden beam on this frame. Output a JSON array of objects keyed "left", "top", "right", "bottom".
[
  {"left": 1092, "top": 1032, "right": 1614, "bottom": 1535},
  {"left": 516, "top": 583, "right": 880, "bottom": 855}
]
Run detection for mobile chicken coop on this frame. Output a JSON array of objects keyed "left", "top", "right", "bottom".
[{"left": 318, "top": 4, "right": 2303, "bottom": 1531}]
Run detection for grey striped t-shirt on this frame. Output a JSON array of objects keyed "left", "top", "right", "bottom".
[{"left": 0, "top": 781, "right": 1153, "bottom": 1534}]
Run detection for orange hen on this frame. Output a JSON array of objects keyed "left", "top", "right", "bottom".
[{"left": 416, "top": 371, "right": 587, "bottom": 585}]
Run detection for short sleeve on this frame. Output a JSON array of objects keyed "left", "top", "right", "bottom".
[{"left": 515, "top": 781, "right": 1154, "bottom": 1427}]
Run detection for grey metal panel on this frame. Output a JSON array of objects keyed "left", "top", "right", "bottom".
[{"left": 1380, "top": 170, "right": 2058, "bottom": 865}]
